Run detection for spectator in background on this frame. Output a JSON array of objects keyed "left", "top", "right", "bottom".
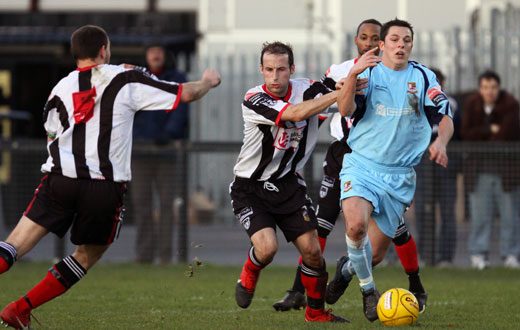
[
  {"left": 461, "top": 70, "right": 520, "bottom": 269},
  {"left": 414, "top": 68, "right": 459, "bottom": 267},
  {"left": 132, "top": 45, "right": 189, "bottom": 264}
]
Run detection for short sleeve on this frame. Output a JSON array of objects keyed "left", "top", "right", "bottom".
[
  {"left": 242, "top": 92, "right": 290, "bottom": 126},
  {"left": 129, "top": 69, "right": 183, "bottom": 112},
  {"left": 423, "top": 71, "right": 452, "bottom": 127},
  {"left": 43, "top": 90, "right": 67, "bottom": 139}
]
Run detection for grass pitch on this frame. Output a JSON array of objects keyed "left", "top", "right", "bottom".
[{"left": 0, "top": 262, "right": 519, "bottom": 329}]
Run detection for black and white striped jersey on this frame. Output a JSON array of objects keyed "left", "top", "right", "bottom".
[
  {"left": 42, "top": 64, "right": 182, "bottom": 182},
  {"left": 320, "top": 58, "right": 356, "bottom": 142},
  {"left": 233, "top": 78, "right": 329, "bottom": 181}
]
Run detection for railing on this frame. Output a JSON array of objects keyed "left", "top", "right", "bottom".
[{"left": 0, "top": 139, "right": 518, "bottom": 266}]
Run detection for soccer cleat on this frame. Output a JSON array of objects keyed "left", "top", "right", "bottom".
[
  {"left": 304, "top": 308, "right": 349, "bottom": 323},
  {"left": 272, "top": 290, "right": 307, "bottom": 311},
  {"left": 362, "top": 288, "right": 380, "bottom": 322},
  {"left": 325, "top": 256, "right": 351, "bottom": 305},
  {"left": 412, "top": 290, "right": 428, "bottom": 313},
  {"left": 0, "top": 302, "right": 32, "bottom": 329},
  {"left": 235, "top": 280, "right": 255, "bottom": 309}
]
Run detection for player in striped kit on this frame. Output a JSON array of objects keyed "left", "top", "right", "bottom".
[
  {"left": 231, "top": 41, "right": 349, "bottom": 322},
  {"left": 273, "top": 19, "right": 427, "bottom": 315},
  {"left": 0, "top": 25, "right": 220, "bottom": 329}
]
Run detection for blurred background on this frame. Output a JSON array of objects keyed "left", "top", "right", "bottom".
[{"left": 0, "top": 0, "right": 519, "bottom": 268}]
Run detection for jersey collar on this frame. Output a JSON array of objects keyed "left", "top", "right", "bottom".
[
  {"left": 76, "top": 64, "right": 99, "bottom": 71},
  {"left": 262, "top": 83, "right": 292, "bottom": 102}
]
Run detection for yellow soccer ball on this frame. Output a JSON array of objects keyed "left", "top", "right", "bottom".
[{"left": 377, "top": 288, "right": 420, "bottom": 326}]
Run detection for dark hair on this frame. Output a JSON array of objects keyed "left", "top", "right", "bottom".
[
  {"left": 71, "top": 25, "right": 109, "bottom": 60},
  {"left": 356, "top": 19, "right": 382, "bottom": 36},
  {"left": 430, "top": 67, "right": 446, "bottom": 87},
  {"left": 381, "top": 18, "right": 414, "bottom": 41},
  {"left": 478, "top": 70, "right": 501, "bottom": 86},
  {"left": 260, "top": 41, "right": 294, "bottom": 67}
]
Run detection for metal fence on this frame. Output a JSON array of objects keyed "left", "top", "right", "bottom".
[{"left": 0, "top": 140, "right": 519, "bottom": 267}]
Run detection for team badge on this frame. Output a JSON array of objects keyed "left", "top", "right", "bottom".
[
  {"left": 302, "top": 206, "right": 310, "bottom": 222},
  {"left": 236, "top": 207, "right": 253, "bottom": 230},
  {"left": 343, "top": 180, "right": 352, "bottom": 193},
  {"left": 407, "top": 82, "right": 417, "bottom": 94},
  {"left": 319, "top": 186, "right": 328, "bottom": 198}
]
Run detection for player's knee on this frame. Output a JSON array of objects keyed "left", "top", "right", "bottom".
[
  {"left": 301, "top": 246, "right": 323, "bottom": 268},
  {"left": 346, "top": 221, "right": 367, "bottom": 241},
  {"left": 254, "top": 241, "right": 278, "bottom": 263},
  {"left": 73, "top": 244, "right": 109, "bottom": 270}
]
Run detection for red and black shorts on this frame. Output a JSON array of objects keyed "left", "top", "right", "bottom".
[
  {"left": 230, "top": 173, "right": 318, "bottom": 242},
  {"left": 25, "top": 173, "right": 126, "bottom": 245}
]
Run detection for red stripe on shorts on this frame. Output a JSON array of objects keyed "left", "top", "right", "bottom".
[{"left": 24, "top": 174, "right": 49, "bottom": 216}]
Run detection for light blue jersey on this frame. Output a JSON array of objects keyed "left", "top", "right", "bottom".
[
  {"left": 340, "top": 61, "right": 452, "bottom": 238},
  {"left": 347, "top": 61, "right": 452, "bottom": 168}
]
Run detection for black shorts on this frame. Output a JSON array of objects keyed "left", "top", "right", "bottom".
[
  {"left": 317, "top": 141, "right": 351, "bottom": 219},
  {"left": 230, "top": 173, "right": 318, "bottom": 242},
  {"left": 25, "top": 174, "right": 126, "bottom": 245}
]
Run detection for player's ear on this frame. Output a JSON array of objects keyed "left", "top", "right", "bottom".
[
  {"left": 290, "top": 64, "right": 295, "bottom": 75},
  {"left": 379, "top": 40, "right": 385, "bottom": 52},
  {"left": 99, "top": 45, "right": 106, "bottom": 61}
]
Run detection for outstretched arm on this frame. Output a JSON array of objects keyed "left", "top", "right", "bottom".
[
  {"left": 180, "top": 69, "right": 221, "bottom": 103},
  {"left": 280, "top": 90, "right": 339, "bottom": 122},
  {"left": 428, "top": 115, "right": 454, "bottom": 167}
]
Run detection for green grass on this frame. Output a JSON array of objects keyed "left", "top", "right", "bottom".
[{"left": 0, "top": 262, "right": 519, "bottom": 329}]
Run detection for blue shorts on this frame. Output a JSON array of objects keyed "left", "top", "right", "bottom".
[{"left": 340, "top": 153, "right": 416, "bottom": 238}]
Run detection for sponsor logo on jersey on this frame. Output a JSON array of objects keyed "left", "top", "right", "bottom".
[
  {"left": 407, "top": 82, "right": 417, "bottom": 94},
  {"left": 273, "top": 126, "right": 306, "bottom": 150},
  {"left": 343, "top": 180, "right": 352, "bottom": 193},
  {"left": 375, "top": 104, "right": 415, "bottom": 117}
]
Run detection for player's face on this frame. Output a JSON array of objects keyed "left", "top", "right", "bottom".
[
  {"left": 146, "top": 46, "right": 166, "bottom": 71},
  {"left": 260, "top": 53, "right": 295, "bottom": 98},
  {"left": 380, "top": 26, "right": 413, "bottom": 70},
  {"left": 478, "top": 78, "right": 500, "bottom": 105},
  {"left": 354, "top": 23, "right": 381, "bottom": 57}
]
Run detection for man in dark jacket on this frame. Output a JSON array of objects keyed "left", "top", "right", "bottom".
[
  {"left": 132, "top": 45, "right": 189, "bottom": 264},
  {"left": 461, "top": 70, "right": 520, "bottom": 269}
]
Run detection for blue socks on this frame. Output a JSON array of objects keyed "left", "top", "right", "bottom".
[{"left": 344, "top": 234, "right": 374, "bottom": 292}]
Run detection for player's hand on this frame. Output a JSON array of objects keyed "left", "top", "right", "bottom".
[
  {"left": 490, "top": 123, "right": 500, "bottom": 134},
  {"left": 202, "top": 69, "right": 221, "bottom": 88},
  {"left": 355, "top": 78, "right": 369, "bottom": 95},
  {"left": 335, "top": 78, "right": 345, "bottom": 90},
  {"left": 351, "top": 47, "right": 381, "bottom": 75},
  {"left": 428, "top": 139, "right": 448, "bottom": 168}
]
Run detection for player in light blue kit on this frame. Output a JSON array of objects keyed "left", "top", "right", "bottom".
[{"left": 329, "top": 19, "right": 453, "bottom": 322}]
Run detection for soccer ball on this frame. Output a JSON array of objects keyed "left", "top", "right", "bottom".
[{"left": 377, "top": 288, "right": 420, "bottom": 326}]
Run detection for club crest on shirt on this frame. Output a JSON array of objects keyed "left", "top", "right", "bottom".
[
  {"left": 343, "top": 180, "right": 352, "bottom": 193},
  {"left": 407, "top": 82, "right": 417, "bottom": 94}
]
